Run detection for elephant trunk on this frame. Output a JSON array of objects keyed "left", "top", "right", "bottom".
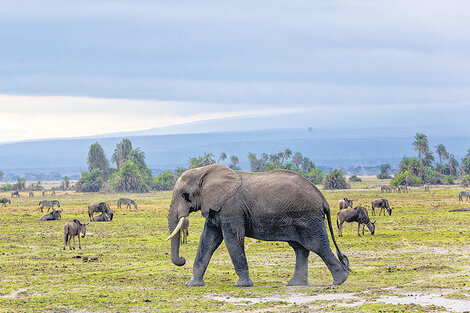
[
  {"left": 170, "top": 232, "right": 186, "bottom": 266},
  {"left": 168, "top": 206, "right": 188, "bottom": 267}
]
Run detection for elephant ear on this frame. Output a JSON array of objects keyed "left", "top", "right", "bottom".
[{"left": 199, "top": 165, "right": 242, "bottom": 218}]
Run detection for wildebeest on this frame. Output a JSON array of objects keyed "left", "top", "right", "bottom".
[
  {"left": 371, "top": 199, "right": 393, "bottom": 216},
  {"left": 92, "top": 212, "right": 114, "bottom": 222},
  {"left": 39, "top": 200, "right": 60, "bottom": 212},
  {"left": 88, "top": 202, "right": 113, "bottom": 221},
  {"left": 458, "top": 191, "right": 470, "bottom": 201},
  {"left": 11, "top": 191, "right": 20, "bottom": 198},
  {"left": 39, "top": 209, "right": 62, "bottom": 221},
  {"left": 337, "top": 206, "right": 376, "bottom": 237},
  {"left": 424, "top": 184, "right": 430, "bottom": 192},
  {"left": 42, "top": 190, "right": 45, "bottom": 196},
  {"left": 338, "top": 198, "right": 354, "bottom": 210},
  {"left": 0, "top": 198, "right": 11, "bottom": 207},
  {"left": 28, "top": 191, "right": 34, "bottom": 197},
  {"left": 64, "top": 219, "right": 88, "bottom": 250},
  {"left": 117, "top": 198, "right": 137, "bottom": 209}
]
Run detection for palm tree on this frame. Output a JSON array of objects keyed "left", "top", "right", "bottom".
[
  {"left": 202, "top": 152, "right": 216, "bottom": 166},
  {"left": 283, "top": 148, "right": 292, "bottom": 164},
  {"left": 292, "top": 152, "right": 303, "bottom": 170},
  {"left": 448, "top": 154, "right": 459, "bottom": 176},
  {"left": 87, "top": 142, "right": 109, "bottom": 172},
  {"left": 466, "top": 148, "right": 470, "bottom": 160},
  {"left": 112, "top": 138, "right": 133, "bottom": 170},
  {"left": 412, "top": 133, "right": 429, "bottom": 159},
  {"left": 230, "top": 155, "right": 239, "bottom": 169},
  {"left": 217, "top": 152, "right": 227, "bottom": 164},
  {"left": 435, "top": 144, "right": 449, "bottom": 164}
]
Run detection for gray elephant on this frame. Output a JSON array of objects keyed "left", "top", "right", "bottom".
[{"left": 167, "top": 164, "right": 350, "bottom": 287}]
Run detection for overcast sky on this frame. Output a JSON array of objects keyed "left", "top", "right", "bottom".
[{"left": 1, "top": 1, "right": 470, "bottom": 142}]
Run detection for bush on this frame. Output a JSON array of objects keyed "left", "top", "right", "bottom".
[
  {"left": 323, "top": 169, "right": 350, "bottom": 190},
  {"left": 348, "top": 175, "right": 362, "bottom": 182},
  {"left": 303, "top": 169, "right": 324, "bottom": 184},
  {"left": 154, "top": 171, "right": 177, "bottom": 191},
  {"left": 461, "top": 175, "right": 470, "bottom": 187},
  {"left": 444, "top": 175, "right": 454, "bottom": 185},
  {"left": 75, "top": 169, "right": 104, "bottom": 192},
  {"left": 391, "top": 171, "right": 421, "bottom": 186}
]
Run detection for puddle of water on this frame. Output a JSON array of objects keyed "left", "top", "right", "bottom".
[{"left": 381, "top": 294, "right": 470, "bottom": 313}]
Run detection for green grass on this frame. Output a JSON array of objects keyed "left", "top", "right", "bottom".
[{"left": 0, "top": 186, "right": 469, "bottom": 312}]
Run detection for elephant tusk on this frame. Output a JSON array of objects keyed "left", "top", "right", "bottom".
[{"left": 166, "top": 217, "right": 185, "bottom": 241}]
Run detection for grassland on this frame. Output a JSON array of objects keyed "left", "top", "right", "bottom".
[{"left": 0, "top": 181, "right": 469, "bottom": 312}]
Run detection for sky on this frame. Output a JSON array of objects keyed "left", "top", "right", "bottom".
[{"left": 1, "top": 1, "right": 470, "bottom": 142}]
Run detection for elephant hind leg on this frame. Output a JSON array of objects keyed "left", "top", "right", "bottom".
[
  {"left": 287, "top": 241, "right": 309, "bottom": 286},
  {"left": 301, "top": 231, "right": 349, "bottom": 285}
]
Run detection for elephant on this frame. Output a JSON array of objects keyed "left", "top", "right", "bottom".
[{"left": 167, "top": 164, "right": 350, "bottom": 287}]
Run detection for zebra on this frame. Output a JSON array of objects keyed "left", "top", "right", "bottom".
[
  {"left": 117, "top": 198, "right": 137, "bottom": 209},
  {"left": 11, "top": 191, "right": 20, "bottom": 198},
  {"left": 39, "top": 200, "right": 60, "bottom": 213},
  {"left": 29, "top": 191, "right": 34, "bottom": 197},
  {"left": 0, "top": 198, "right": 11, "bottom": 207}
]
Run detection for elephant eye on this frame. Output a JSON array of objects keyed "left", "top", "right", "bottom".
[{"left": 182, "top": 193, "right": 191, "bottom": 203}]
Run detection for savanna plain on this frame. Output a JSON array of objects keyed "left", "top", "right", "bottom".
[{"left": 0, "top": 179, "right": 469, "bottom": 312}]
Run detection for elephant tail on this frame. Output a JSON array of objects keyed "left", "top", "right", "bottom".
[{"left": 324, "top": 201, "right": 351, "bottom": 272}]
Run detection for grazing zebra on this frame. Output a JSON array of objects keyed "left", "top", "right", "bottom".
[
  {"left": 11, "top": 191, "right": 20, "bottom": 198},
  {"left": 117, "top": 198, "right": 137, "bottom": 209},
  {"left": 0, "top": 198, "right": 11, "bottom": 207},
  {"left": 39, "top": 200, "right": 60, "bottom": 213},
  {"left": 29, "top": 191, "right": 34, "bottom": 197}
]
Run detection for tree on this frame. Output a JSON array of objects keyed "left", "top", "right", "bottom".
[
  {"left": 412, "top": 133, "right": 430, "bottom": 159},
  {"left": 189, "top": 153, "right": 215, "bottom": 169},
  {"left": 435, "top": 144, "right": 449, "bottom": 164},
  {"left": 62, "top": 176, "right": 70, "bottom": 190},
  {"left": 301, "top": 157, "right": 315, "bottom": 173},
  {"left": 76, "top": 169, "right": 104, "bottom": 192},
  {"left": 153, "top": 171, "right": 177, "bottom": 191},
  {"left": 377, "top": 164, "right": 391, "bottom": 179},
  {"left": 87, "top": 142, "right": 109, "bottom": 172},
  {"left": 460, "top": 157, "right": 470, "bottom": 176},
  {"left": 229, "top": 155, "right": 240, "bottom": 170},
  {"left": 448, "top": 154, "right": 459, "bottom": 176},
  {"left": 111, "top": 138, "right": 133, "bottom": 170},
  {"left": 323, "top": 169, "right": 350, "bottom": 190},
  {"left": 114, "top": 160, "right": 151, "bottom": 192},
  {"left": 292, "top": 152, "right": 303, "bottom": 171},
  {"left": 0, "top": 170, "right": 3, "bottom": 181},
  {"left": 217, "top": 152, "right": 227, "bottom": 164}
]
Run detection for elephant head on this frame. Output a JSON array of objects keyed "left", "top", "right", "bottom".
[{"left": 167, "top": 165, "right": 241, "bottom": 266}]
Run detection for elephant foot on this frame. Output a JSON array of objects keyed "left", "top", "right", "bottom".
[
  {"left": 287, "top": 277, "right": 308, "bottom": 286},
  {"left": 186, "top": 278, "right": 205, "bottom": 286},
  {"left": 332, "top": 271, "right": 349, "bottom": 286},
  {"left": 234, "top": 278, "right": 253, "bottom": 287}
]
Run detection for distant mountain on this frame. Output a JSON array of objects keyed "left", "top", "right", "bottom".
[{"left": 1, "top": 127, "right": 469, "bottom": 180}]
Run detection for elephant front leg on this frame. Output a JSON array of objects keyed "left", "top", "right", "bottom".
[
  {"left": 287, "top": 242, "right": 310, "bottom": 286},
  {"left": 187, "top": 222, "right": 223, "bottom": 286},
  {"left": 221, "top": 223, "right": 253, "bottom": 287}
]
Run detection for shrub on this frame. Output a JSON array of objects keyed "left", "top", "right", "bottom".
[
  {"left": 154, "top": 171, "right": 177, "bottom": 191},
  {"left": 444, "top": 175, "right": 454, "bottom": 185},
  {"left": 461, "top": 175, "right": 470, "bottom": 187},
  {"left": 303, "top": 169, "right": 324, "bottom": 185},
  {"left": 323, "top": 169, "right": 350, "bottom": 190},
  {"left": 391, "top": 171, "right": 421, "bottom": 186},
  {"left": 75, "top": 169, "right": 104, "bottom": 192},
  {"left": 348, "top": 175, "right": 362, "bottom": 182}
]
